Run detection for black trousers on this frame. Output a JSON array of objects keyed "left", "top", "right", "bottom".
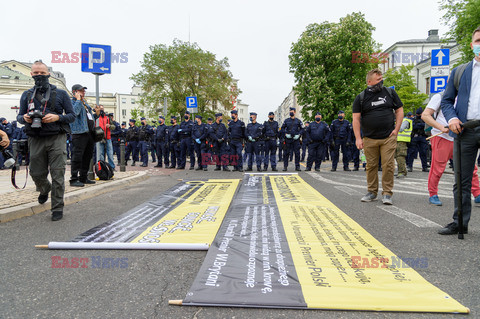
[{"left": 71, "top": 132, "right": 95, "bottom": 181}]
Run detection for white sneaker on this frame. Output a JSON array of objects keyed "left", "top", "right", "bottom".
[
  {"left": 382, "top": 195, "right": 393, "bottom": 205},
  {"left": 361, "top": 192, "right": 377, "bottom": 202}
]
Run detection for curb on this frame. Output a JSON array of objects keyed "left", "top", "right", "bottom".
[{"left": 0, "top": 172, "right": 149, "bottom": 223}]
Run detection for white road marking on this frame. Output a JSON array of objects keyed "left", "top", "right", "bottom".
[
  {"left": 334, "top": 185, "right": 363, "bottom": 196},
  {"left": 378, "top": 206, "right": 441, "bottom": 228}
]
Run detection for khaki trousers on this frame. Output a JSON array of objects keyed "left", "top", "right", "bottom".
[{"left": 363, "top": 135, "right": 397, "bottom": 196}]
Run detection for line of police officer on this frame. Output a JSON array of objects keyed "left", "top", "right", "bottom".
[{"left": 108, "top": 107, "right": 362, "bottom": 172}]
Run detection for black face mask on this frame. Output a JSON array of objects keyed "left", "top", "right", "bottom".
[
  {"left": 338, "top": 115, "right": 343, "bottom": 120},
  {"left": 368, "top": 80, "right": 384, "bottom": 93},
  {"left": 315, "top": 118, "right": 321, "bottom": 122},
  {"left": 100, "top": 110, "right": 105, "bottom": 116},
  {"left": 184, "top": 115, "right": 189, "bottom": 120},
  {"left": 33, "top": 74, "right": 50, "bottom": 91},
  {"left": 218, "top": 119, "right": 223, "bottom": 123},
  {"left": 289, "top": 112, "right": 294, "bottom": 117},
  {"left": 141, "top": 122, "right": 146, "bottom": 126},
  {"left": 269, "top": 117, "right": 274, "bottom": 121},
  {"left": 170, "top": 120, "right": 174, "bottom": 124}
]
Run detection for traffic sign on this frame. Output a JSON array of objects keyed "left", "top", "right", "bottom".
[
  {"left": 431, "top": 49, "right": 450, "bottom": 66},
  {"left": 430, "top": 76, "right": 448, "bottom": 94},
  {"left": 186, "top": 96, "right": 198, "bottom": 113},
  {"left": 81, "top": 43, "right": 112, "bottom": 74}
]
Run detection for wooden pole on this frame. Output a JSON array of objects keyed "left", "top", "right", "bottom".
[
  {"left": 168, "top": 300, "right": 183, "bottom": 306},
  {"left": 34, "top": 245, "right": 48, "bottom": 249}
]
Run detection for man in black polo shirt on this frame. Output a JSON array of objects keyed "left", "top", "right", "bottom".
[{"left": 352, "top": 68, "right": 404, "bottom": 205}]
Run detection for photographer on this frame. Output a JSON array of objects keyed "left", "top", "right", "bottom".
[
  {"left": 94, "top": 106, "right": 115, "bottom": 170},
  {"left": 69, "top": 84, "right": 96, "bottom": 187},
  {"left": 17, "top": 61, "right": 75, "bottom": 221}
]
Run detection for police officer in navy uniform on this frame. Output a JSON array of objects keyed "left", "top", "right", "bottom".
[
  {"left": 301, "top": 121, "right": 309, "bottom": 162},
  {"left": 109, "top": 113, "right": 122, "bottom": 165},
  {"left": 305, "top": 112, "right": 330, "bottom": 171},
  {"left": 228, "top": 109, "right": 245, "bottom": 172},
  {"left": 330, "top": 110, "right": 351, "bottom": 171},
  {"left": 263, "top": 112, "right": 279, "bottom": 171},
  {"left": 349, "top": 125, "right": 360, "bottom": 171},
  {"left": 167, "top": 116, "right": 180, "bottom": 169},
  {"left": 125, "top": 119, "right": 139, "bottom": 166},
  {"left": 245, "top": 112, "right": 264, "bottom": 171},
  {"left": 178, "top": 111, "right": 195, "bottom": 170},
  {"left": 192, "top": 115, "right": 209, "bottom": 171},
  {"left": 210, "top": 113, "right": 230, "bottom": 171},
  {"left": 281, "top": 107, "right": 303, "bottom": 171},
  {"left": 407, "top": 107, "right": 429, "bottom": 172},
  {"left": 154, "top": 115, "right": 169, "bottom": 168},
  {"left": 138, "top": 117, "right": 153, "bottom": 167}
]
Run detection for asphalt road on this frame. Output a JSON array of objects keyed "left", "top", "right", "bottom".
[{"left": 1, "top": 166, "right": 478, "bottom": 319}]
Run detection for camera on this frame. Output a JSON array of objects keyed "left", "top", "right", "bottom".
[
  {"left": 28, "top": 109, "right": 44, "bottom": 129},
  {"left": 13, "top": 139, "right": 28, "bottom": 157},
  {"left": 0, "top": 142, "right": 15, "bottom": 169}
]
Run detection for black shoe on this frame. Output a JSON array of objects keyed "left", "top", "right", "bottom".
[
  {"left": 331, "top": 168, "right": 336, "bottom": 172},
  {"left": 152, "top": 160, "right": 156, "bottom": 163},
  {"left": 353, "top": 167, "right": 359, "bottom": 171},
  {"left": 295, "top": 167, "right": 301, "bottom": 171},
  {"left": 438, "top": 222, "right": 468, "bottom": 235},
  {"left": 214, "top": 167, "right": 221, "bottom": 171},
  {"left": 195, "top": 167, "right": 203, "bottom": 171},
  {"left": 245, "top": 167, "right": 253, "bottom": 172},
  {"left": 315, "top": 168, "right": 320, "bottom": 172},
  {"left": 257, "top": 167, "right": 262, "bottom": 172},
  {"left": 177, "top": 166, "right": 185, "bottom": 169},
  {"left": 282, "top": 168, "right": 288, "bottom": 171},
  {"left": 80, "top": 179, "right": 96, "bottom": 185},
  {"left": 238, "top": 168, "right": 244, "bottom": 172},
  {"left": 407, "top": 167, "right": 413, "bottom": 172},
  {"left": 344, "top": 168, "right": 351, "bottom": 171},
  {"left": 131, "top": 162, "right": 136, "bottom": 166},
  {"left": 422, "top": 168, "right": 430, "bottom": 172},
  {"left": 232, "top": 168, "right": 238, "bottom": 172},
  {"left": 305, "top": 168, "right": 311, "bottom": 171},
  {"left": 154, "top": 165, "right": 162, "bottom": 168},
  {"left": 51, "top": 211, "right": 63, "bottom": 221},
  {"left": 140, "top": 164, "right": 148, "bottom": 167},
  {"left": 203, "top": 168, "right": 208, "bottom": 171},
  {"left": 70, "top": 180, "right": 85, "bottom": 187},
  {"left": 272, "top": 167, "right": 277, "bottom": 171},
  {"left": 167, "top": 165, "right": 175, "bottom": 169},
  {"left": 38, "top": 193, "right": 49, "bottom": 204},
  {"left": 189, "top": 167, "right": 195, "bottom": 170},
  {"left": 223, "top": 167, "right": 230, "bottom": 172}
]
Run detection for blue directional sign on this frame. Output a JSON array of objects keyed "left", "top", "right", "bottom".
[
  {"left": 186, "top": 96, "right": 198, "bottom": 113},
  {"left": 431, "top": 49, "right": 450, "bottom": 66},
  {"left": 81, "top": 43, "right": 111, "bottom": 74},
  {"left": 430, "top": 76, "right": 448, "bottom": 94}
]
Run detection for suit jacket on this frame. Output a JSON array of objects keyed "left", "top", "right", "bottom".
[{"left": 441, "top": 61, "right": 474, "bottom": 137}]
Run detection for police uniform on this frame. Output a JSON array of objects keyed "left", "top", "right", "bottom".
[
  {"left": 110, "top": 117, "right": 122, "bottom": 164},
  {"left": 330, "top": 110, "right": 351, "bottom": 171},
  {"left": 245, "top": 112, "right": 264, "bottom": 171},
  {"left": 154, "top": 116, "right": 169, "bottom": 167},
  {"left": 281, "top": 107, "right": 303, "bottom": 171},
  {"left": 168, "top": 117, "right": 180, "bottom": 168},
  {"left": 138, "top": 117, "right": 154, "bottom": 167},
  {"left": 210, "top": 113, "right": 230, "bottom": 171},
  {"left": 178, "top": 111, "right": 195, "bottom": 169},
  {"left": 228, "top": 110, "right": 246, "bottom": 171},
  {"left": 192, "top": 115, "right": 209, "bottom": 170},
  {"left": 263, "top": 112, "right": 279, "bottom": 171},
  {"left": 305, "top": 113, "right": 330, "bottom": 171},
  {"left": 407, "top": 108, "right": 429, "bottom": 171},
  {"left": 125, "top": 119, "right": 139, "bottom": 166}
]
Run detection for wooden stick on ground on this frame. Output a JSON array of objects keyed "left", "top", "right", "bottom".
[
  {"left": 34, "top": 245, "right": 48, "bottom": 249},
  {"left": 168, "top": 300, "right": 183, "bottom": 306}
]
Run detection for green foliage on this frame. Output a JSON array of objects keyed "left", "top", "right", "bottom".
[
  {"left": 383, "top": 64, "right": 428, "bottom": 114},
  {"left": 440, "top": 0, "right": 480, "bottom": 65},
  {"left": 289, "top": 12, "right": 380, "bottom": 123},
  {"left": 131, "top": 39, "right": 238, "bottom": 121}
]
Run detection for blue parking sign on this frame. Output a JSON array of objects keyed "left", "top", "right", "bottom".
[
  {"left": 186, "top": 96, "right": 198, "bottom": 113},
  {"left": 430, "top": 76, "right": 448, "bottom": 94},
  {"left": 81, "top": 43, "right": 112, "bottom": 74}
]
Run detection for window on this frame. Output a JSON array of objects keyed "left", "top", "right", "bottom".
[
  {"left": 426, "top": 77, "right": 430, "bottom": 95},
  {"left": 121, "top": 98, "right": 126, "bottom": 104},
  {"left": 122, "top": 109, "right": 126, "bottom": 116},
  {"left": 131, "top": 99, "right": 136, "bottom": 104},
  {"left": 239, "top": 109, "right": 243, "bottom": 114}
]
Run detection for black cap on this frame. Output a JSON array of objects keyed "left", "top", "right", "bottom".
[
  {"left": 195, "top": 115, "right": 202, "bottom": 119},
  {"left": 140, "top": 117, "right": 146, "bottom": 120},
  {"left": 72, "top": 84, "right": 87, "bottom": 91},
  {"left": 207, "top": 117, "right": 213, "bottom": 121},
  {"left": 171, "top": 115, "right": 177, "bottom": 119},
  {"left": 159, "top": 116, "right": 165, "bottom": 120},
  {"left": 230, "top": 110, "right": 238, "bottom": 114},
  {"left": 315, "top": 112, "right": 321, "bottom": 116},
  {"left": 289, "top": 107, "right": 296, "bottom": 111},
  {"left": 215, "top": 113, "right": 223, "bottom": 117},
  {"left": 129, "top": 119, "right": 136, "bottom": 123},
  {"left": 406, "top": 112, "right": 413, "bottom": 116},
  {"left": 416, "top": 107, "right": 423, "bottom": 114},
  {"left": 268, "top": 112, "right": 274, "bottom": 116},
  {"left": 121, "top": 122, "right": 126, "bottom": 125},
  {"left": 185, "top": 110, "right": 190, "bottom": 115},
  {"left": 250, "top": 112, "right": 257, "bottom": 116},
  {"left": 338, "top": 110, "right": 345, "bottom": 114}
]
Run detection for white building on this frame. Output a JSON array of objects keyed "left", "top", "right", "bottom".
[{"left": 275, "top": 89, "right": 304, "bottom": 126}]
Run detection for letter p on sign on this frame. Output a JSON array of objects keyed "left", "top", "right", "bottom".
[{"left": 89, "top": 47, "right": 105, "bottom": 70}]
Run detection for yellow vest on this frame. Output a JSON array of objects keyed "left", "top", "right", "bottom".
[{"left": 397, "top": 118, "right": 412, "bottom": 142}]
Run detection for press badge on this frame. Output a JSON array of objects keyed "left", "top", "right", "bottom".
[
  {"left": 28, "top": 102, "right": 35, "bottom": 111},
  {"left": 87, "top": 112, "right": 93, "bottom": 120}
]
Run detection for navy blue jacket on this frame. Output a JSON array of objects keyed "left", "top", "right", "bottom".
[
  {"left": 228, "top": 119, "right": 246, "bottom": 139},
  {"left": 246, "top": 122, "right": 264, "bottom": 140},
  {"left": 281, "top": 118, "right": 303, "bottom": 140},
  {"left": 193, "top": 123, "right": 209, "bottom": 140},
  {"left": 307, "top": 121, "right": 330, "bottom": 142},
  {"left": 330, "top": 119, "right": 351, "bottom": 140},
  {"left": 210, "top": 122, "right": 228, "bottom": 141},
  {"left": 179, "top": 119, "right": 194, "bottom": 138},
  {"left": 263, "top": 120, "right": 279, "bottom": 139},
  {"left": 155, "top": 124, "right": 168, "bottom": 142}
]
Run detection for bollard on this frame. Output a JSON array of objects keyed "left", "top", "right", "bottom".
[{"left": 120, "top": 140, "right": 126, "bottom": 172}]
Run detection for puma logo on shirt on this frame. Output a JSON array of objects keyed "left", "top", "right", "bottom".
[{"left": 371, "top": 96, "right": 387, "bottom": 107}]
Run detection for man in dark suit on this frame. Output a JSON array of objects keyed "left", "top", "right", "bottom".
[{"left": 439, "top": 26, "right": 480, "bottom": 235}]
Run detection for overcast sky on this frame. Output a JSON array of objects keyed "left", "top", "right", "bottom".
[{"left": 2, "top": 0, "right": 448, "bottom": 120}]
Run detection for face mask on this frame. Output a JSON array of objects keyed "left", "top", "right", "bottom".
[
  {"left": 289, "top": 112, "right": 294, "bottom": 117},
  {"left": 141, "top": 122, "right": 145, "bottom": 126},
  {"left": 218, "top": 119, "right": 223, "bottom": 123},
  {"left": 232, "top": 115, "right": 237, "bottom": 119},
  {"left": 269, "top": 117, "right": 274, "bottom": 121},
  {"left": 338, "top": 115, "right": 343, "bottom": 120},
  {"left": 170, "top": 120, "right": 174, "bottom": 124},
  {"left": 368, "top": 80, "right": 384, "bottom": 93},
  {"left": 249, "top": 117, "right": 253, "bottom": 122},
  {"left": 184, "top": 115, "right": 189, "bottom": 120},
  {"left": 32, "top": 74, "right": 50, "bottom": 91},
  {"left": 158, "top": 120, "right": 162, "bottom": 124},
  {"left": 100, "top": 110, "right": 105, "bottom": 116},
  {"left": 315, "top": 117, "right": 321, "bottom": 122},
  {"left": 472, "top": 45, "right": 480, "bottom": 57}
]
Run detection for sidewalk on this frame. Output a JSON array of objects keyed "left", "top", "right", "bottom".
[{"left": 0, "top": 165, "right": 149, "bottom": 223}]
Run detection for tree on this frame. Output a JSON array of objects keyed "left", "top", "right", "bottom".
[
  {"left": 289, "top": 12, "right": 381, "bottom": 123},
  {"left": 383, "top": 64, "right": 428, "bottom": 114},
  {"left": 131, "top": 39, "right": 238, "bottom": 121},
  {"left": 440, "top": 0, "right": 480, "bottom": 65}
]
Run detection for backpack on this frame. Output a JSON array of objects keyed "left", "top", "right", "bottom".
[
  {"left": 358, "top": 86, "right": 397, "bottom": 111},
  {"left": 95, "top": 160, "right": 114, "bottom": 180},
  {"left": 453, "top": 62, "right": 470, "bottom": 91}
]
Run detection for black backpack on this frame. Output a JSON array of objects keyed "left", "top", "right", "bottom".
[{"left": 95, "top": 160, "right": 114, "bottom": 180}]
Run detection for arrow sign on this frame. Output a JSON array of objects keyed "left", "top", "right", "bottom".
[
  {"left": 431, "top": 49, "right": 450, "bottom": 66},
  {"left": 436, "top": 50, "right": 445, "bottom": 65}
]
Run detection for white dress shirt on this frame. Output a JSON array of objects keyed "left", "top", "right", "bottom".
[{"left": 466, "top": 58, "right": 480, "bottom": 120}]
